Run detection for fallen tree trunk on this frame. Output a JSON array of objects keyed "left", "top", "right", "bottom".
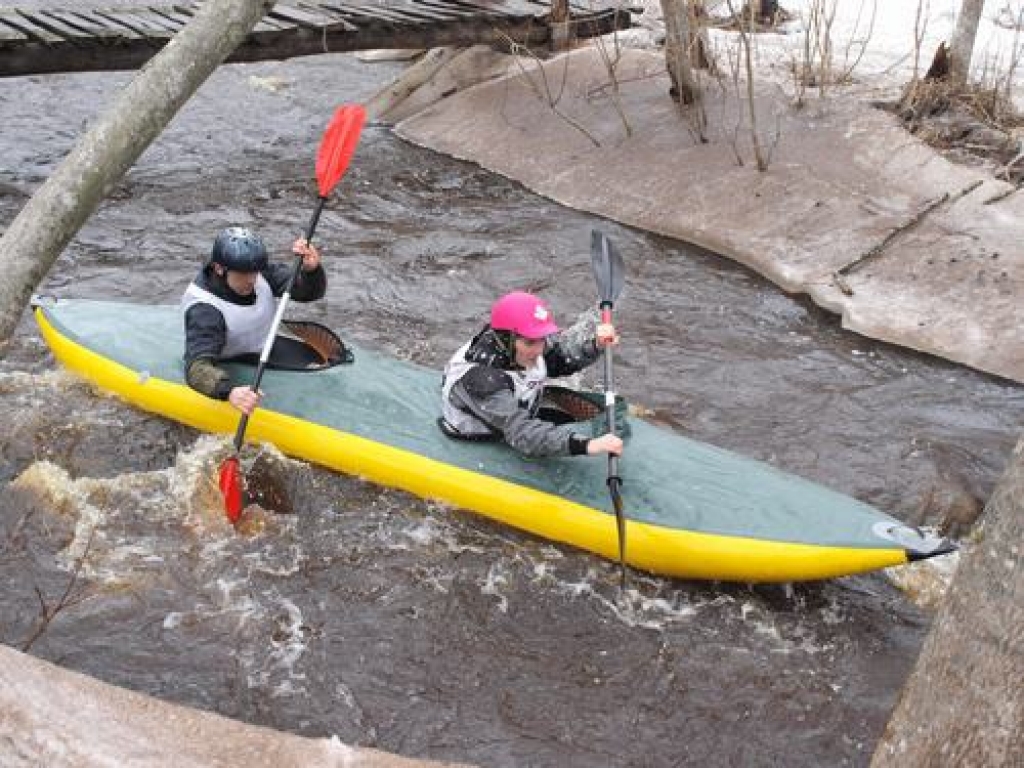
[
  {"left": 365, "top": 46, "right": 466, "bottom": 124},
  {"left": 871, "top": 435, "right": 1024, "bottom": 766},
  {"left": 0, "top": 645, "right": 470, "bottom": 767},
  {"left": 0, "top": 0, "right": 277, "bottom": 349}
]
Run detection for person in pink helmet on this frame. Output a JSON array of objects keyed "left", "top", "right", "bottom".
[{"left": 439, "top": 291, "right": 623, "bottom": 458}]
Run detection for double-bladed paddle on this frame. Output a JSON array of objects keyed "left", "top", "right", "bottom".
[
  {"left": 218, "top": 104, "right": 367, "bottom": 523},
  {"left": 590, "top": 229, "right": 628, "bottom": 588}
]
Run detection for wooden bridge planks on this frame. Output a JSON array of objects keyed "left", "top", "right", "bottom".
[
  {"left": 91, "top": 7, "right": 181, "bottom": 39},
  {"left": 418, "top": 0, "right": 528, "bottom": 19},
  {"left": 268, "top": 3, "right": 357, "bottom": 33},
  {"left": 0, "top": 11, "right": 65, "bottom": 44},
  {"left": 0, "top": 16, "right": 29, "bottom": 45},
  {"left": 0, "top": 0, "right": 633, "bottom": 77},
  {"left": 319, "top": 1, "right": 429, "bottom": 27},
  {"left": 167, "top": 2, "right": 294, "bottom": 33},
  {"left": 40, "top": 9, "right": 136, "bottom": 40},
  {"left": 16, "top": 10, "right": 95, "bottom": 41},
  {"left": 369, "top": 0, "right": 475, "bottom": 23}
]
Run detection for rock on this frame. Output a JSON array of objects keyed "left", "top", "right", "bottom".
[
  {"left": 357, "top": 49, "right": 426, "bottom": 63},
  {"left": 912, "top": 478, "right": 984, "bottom": 539}
]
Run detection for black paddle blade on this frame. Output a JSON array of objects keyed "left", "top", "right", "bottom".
[
  {"left": 591, "top": 229, "right": 625, "bottom": 306},
  {"left": 609, "top": 476, "right": 627, "bottom": 588}
]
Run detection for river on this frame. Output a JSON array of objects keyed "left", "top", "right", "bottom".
[{"left": 2, "top": 21, "right": 1023, "bottom": 768}]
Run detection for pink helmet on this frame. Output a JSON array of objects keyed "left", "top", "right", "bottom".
[{"left": 490, "top": 291, "right": 559, "bottom": 340}]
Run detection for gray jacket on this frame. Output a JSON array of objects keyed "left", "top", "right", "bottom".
[{"left": 442, "top": 322, "right": 602, "bottom": 457}]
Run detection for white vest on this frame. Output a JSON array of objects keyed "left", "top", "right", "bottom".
[
  {"left": 441, "top": 340, "right": 547, "bottom": 436},
  {"left": 180, "top": 276, "right": 276, "bottom": 359}
]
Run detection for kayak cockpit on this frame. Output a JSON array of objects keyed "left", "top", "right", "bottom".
[{"left": 225, "top": 320, "right": 353, "bottom": 371}]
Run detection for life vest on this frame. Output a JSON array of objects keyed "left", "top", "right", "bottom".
[
  {"left": 441, "top": 339, "right": 547, "bottom": 437},
  {"left": 180, "top": 276, "right": 276, "bottom": 359}
]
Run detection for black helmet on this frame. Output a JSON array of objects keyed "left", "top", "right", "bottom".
[{"left": 209, "top": 227, "right": 268, "bottom": 272}]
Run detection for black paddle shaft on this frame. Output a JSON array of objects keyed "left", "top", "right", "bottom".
[
  {"left": 601, "top": 299, "right": 626, "bottom": 581},
  {"left": 231, "top": 196, "right": 327, "bottom": 451},
  {"left": 590, "top": 229, "right": 627, "bottom": 586}
]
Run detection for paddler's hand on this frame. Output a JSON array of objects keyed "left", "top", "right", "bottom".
[
  {"left": 228, "top": 385, "right": 262, "bottom": 415},
  {"left": 587, "top": 433, "right": 623, "bottom": 456},
  {"left": 595, "top": 323, "right": 619, "bottom": 349},
  {"left": 292, "top": 238, "right": 321, "bottom": 272}
]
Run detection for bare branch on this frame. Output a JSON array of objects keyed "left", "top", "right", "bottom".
[
  {"left": 496, "top": 32, "right": 604, "bottom": 148},
  {"left": 593, "top": 24, "right": 633, "bottom": 137},
  {"left": 725, "top": 0, "right": 768, "bottom": 170},
  {"left": 20, "top": 527, "right": 97, "bottom": 652}
]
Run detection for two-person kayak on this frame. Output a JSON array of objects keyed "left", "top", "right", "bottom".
[{"left": 34, "top": 297, "right": 953, "bottom": 582}]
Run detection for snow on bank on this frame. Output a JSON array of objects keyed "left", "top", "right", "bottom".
[{"left": 631, "top": 0, "right": 1024, "bottom": 99}]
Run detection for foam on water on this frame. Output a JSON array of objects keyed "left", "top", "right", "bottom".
[
  {"left": 245, "top": 595, "right": 313, "bottom": 698},
  {"left": 7, "top": 433, "right": 299, "bottom": 598},
  {"left": 0, "top": 367, "right": 83, "bottom": 395},
  {"left": 388, "top": 505, "right": 492, "bottom": 556},
  {"left": 25, "top": 430, "right": 901, "bottom": 666},
  {"left": 481, "top": 562, "right": 511, "bottom": 613},
  {"left": 373, "top": 503, "right": 864, "bottom": 655},
  {"left": 884, "top": 547, "right": 960, "bottom": 611},
  {"left": 12, "top": 460, "right": 164, "bottom": 582}
]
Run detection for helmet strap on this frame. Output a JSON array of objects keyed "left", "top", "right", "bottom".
[{"left": 494, "top": 329, "right": 515, "bottom": 357}]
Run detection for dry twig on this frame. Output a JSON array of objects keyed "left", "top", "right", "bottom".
[
  {"left": 20, "top": 527, "right": 96, "bottom": 652},
  {"left": 497, "top": 31, "right": 603, "bottom": 147}
]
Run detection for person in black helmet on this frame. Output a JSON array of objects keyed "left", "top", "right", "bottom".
[{"left": 181, "top": 226, "right": 325, "bottom": 415}]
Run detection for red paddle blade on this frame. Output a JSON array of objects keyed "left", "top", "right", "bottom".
[
  {"left": 315, "top": 104, "right": 366, "bottom": 198},
  {"left": 219, "top": 456, "right": 244, "bottom": 523}
]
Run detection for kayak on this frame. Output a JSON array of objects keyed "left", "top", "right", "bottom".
[{"left": 33, "top": 298, "right": 953, "bottom": 582}]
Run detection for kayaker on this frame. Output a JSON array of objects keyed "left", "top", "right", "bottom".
[
  {"left": 181, "top": 226, "right": 326, "bottom": 415},
  {"left": 440, "top": 291, "right": 624, "bottom": 458}
]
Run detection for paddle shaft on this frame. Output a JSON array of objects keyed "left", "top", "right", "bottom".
[
  {"left": 230, "top": 196, "right": 326, "bottom": 451},
  {"left": 601, "top": 306, "right": 620, "bottom": 474},
  {"left": 589, "top": 229, "right": 628, "bottom": 586},
  {"left": 600, "top": 302, "right": 627, "bottom": 583}
]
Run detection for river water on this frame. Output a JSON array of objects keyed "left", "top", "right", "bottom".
[{"left": 2, "top": 19, "right": 1024, "bottom": 768}]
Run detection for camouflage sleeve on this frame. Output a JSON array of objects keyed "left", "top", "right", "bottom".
[
  {"left": 544, "top": 324, "right": 600, "bottom": 378},
  {"left": 185, "top": 357, "right": 233, "bottom": 400}
]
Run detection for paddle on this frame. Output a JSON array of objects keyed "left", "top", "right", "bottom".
[
  {"left": 590, "top": 229, "right": 628, "bottom": 588},
  {"left": 218, "top": 104, "right": 367, "bottom": 523}
]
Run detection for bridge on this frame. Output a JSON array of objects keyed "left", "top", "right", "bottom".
[{"left": 0, "top": 0, "right": 633, "bottom": 77}]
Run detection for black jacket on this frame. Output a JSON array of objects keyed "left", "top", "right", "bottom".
[{"left": 183, "top": 263, "right": 326, "bottom": 398}]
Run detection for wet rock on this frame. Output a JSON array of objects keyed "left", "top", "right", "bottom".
[
  {"left": 244, "top": 452, "right": 295, "bottom": 515},
  {"left": 911, "top": 478, "right": 984, "bottom": 539},
  {"left": 357, "top": 49, "right": 426, "bottom": 62}
]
